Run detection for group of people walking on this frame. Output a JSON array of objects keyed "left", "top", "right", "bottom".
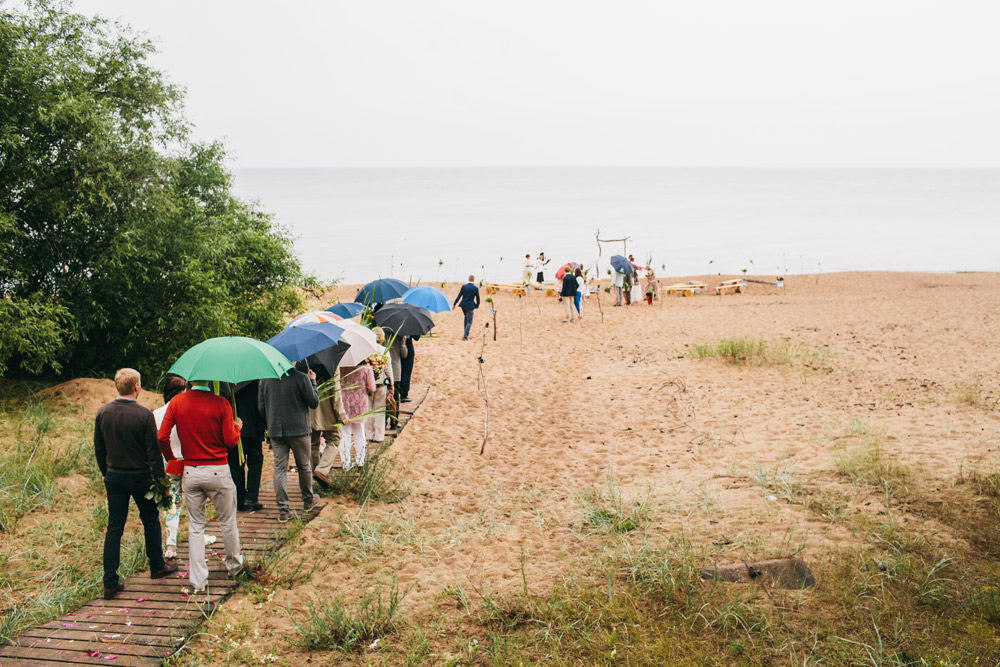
[{"left": 94, "top": 324, "right": 419, "bottom": 599}]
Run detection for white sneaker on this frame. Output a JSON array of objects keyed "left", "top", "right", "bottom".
[
  {"left": 164, "top": 547, "right": 177, "bottom": 559},
  {"left": 205, "top": 535, "right": 217, "bottom": 545}
]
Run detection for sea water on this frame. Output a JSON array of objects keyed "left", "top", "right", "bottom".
[{"left": 231, "top": 167, "right": 1000, "bottom": 285}]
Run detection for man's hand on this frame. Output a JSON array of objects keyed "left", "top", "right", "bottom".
[
  {"left": 235, "top": 418, "right": 243, "bottom": 429},
  {"left": 307, "top": 369, "right": 316, "bottom": 381}
]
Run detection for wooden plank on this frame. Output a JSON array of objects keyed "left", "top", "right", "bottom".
[
  {"left": 23, "top": 628, "right": 185, "bottom": 645},
  {"left": 0, "top": 645, "right": 162, "bottom": 665},
  {"left": 6, "top": 637, "right": 169, "bottom": 658}
]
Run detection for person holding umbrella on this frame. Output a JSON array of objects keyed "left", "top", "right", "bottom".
[
  {"left": 157, "top": 379, "right": 243, "bottom": 593},
  {"left": 560, "top": 264, "right": 579, "bottom": 322},
  {"left": 310, "top": 369, "right": 347, "bottom": 488},
  {"left": 258, "top": 362, "right": 320, "bottom": 523},
  {"left": 453, "top": 275, "right": 480, "bottom": 341},
  {"left": 339, "top": 361, "right": 376, "bottom": 470},
  {"left": 233, "top": 381, "right": 266, "bottom": 511}
]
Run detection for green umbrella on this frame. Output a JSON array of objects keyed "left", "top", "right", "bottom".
[
  {"left": 167, "top": 336, "right": 292, "bottom": 466},
  {"left": 167, "top": 336, "right": 293, "bottom": 383}
]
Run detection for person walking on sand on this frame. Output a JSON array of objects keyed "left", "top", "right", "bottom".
[
  {"left": 339, "top": 362, "right": 376, "bottom": 470},
  {"left": 454, "top": 275, "right": 480, "bottom": 340},
  {"left": 612, "top": 269, "right": 625, "bottom": 306},
  {"left": 643, "top": 266, "right": 659, "bottom": 305},
  {"left": 258, "top": 362, "right": 320, "bottom": 523},
  {"left": 573, "top": 267, "right": 587, "bottom": 318},
  {"left": 560, "top": 264, "right": 578, "bottom": 322},
  {"left": 157, "top": 379, "right": 243, "bottom": 593},
  {"left": 96, "top": 368, "right": 178, "bottom": 600}
]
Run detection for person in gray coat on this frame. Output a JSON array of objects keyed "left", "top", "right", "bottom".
[{"left": 258, "top": 363, "right": 320, "bottom": 522}]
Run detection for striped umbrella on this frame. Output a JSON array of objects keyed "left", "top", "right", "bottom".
[{"left": 287, "top": 310, "right": 343, "bottom": 327}]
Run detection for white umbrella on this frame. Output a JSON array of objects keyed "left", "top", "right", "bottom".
[{"left": 336, "top": 320, "right": 384, "bottom": 366}]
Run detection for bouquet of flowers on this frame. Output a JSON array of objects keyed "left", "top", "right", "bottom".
[
  {"left": 145, "top": 474, "right": 174, "bottom": 511},
  {"left": 367, "top": 353, "right": 388, "bottom": 377}
]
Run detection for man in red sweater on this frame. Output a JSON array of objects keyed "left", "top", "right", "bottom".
[{"left": 157, "top": 381, "right": 243, "bottom": 593}]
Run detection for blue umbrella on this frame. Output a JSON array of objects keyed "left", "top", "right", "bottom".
[
  {"left": 402, "top": 285, "right": 451, "bottom": 313},
  {"left": 326, "top": 302, "right": 365, "bottom": 319},
  {"left": 355, "top": 278, "right": 409, "bottom": 304},
  {"left": 610, "top": 255, "right": 634, "bottom": 275},
  {"left": 267, "top": 322, "right": 344, "bottom": 365}
]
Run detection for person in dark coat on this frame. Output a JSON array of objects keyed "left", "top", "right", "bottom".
[
  {"left": 560, "top": 265, "right": 579, "bottom": 322},
  {"left": 95, "top": 368, "right": 178, "bottom": 599},
  {"left": 399, "top": 334, "right": 419, "bottom": 402},
  {"left": 453, "top": 275, "right": 480, "bottom": 341},
  {"left": 232, "top": 381, "right": 265, "bottom": 511},
  {"left": 258, "top": 363, "right": 320, "bottom": 523}
]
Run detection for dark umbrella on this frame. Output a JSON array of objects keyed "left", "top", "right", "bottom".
[
  {"left": 326, "top": 302, "right": 365, "bottom": 319},
  {"left": 610, "top": 255, "right": 634, "bottom": 274},
  {"left": 373, "top": 302, "right": 435, "bottom": 337},
  {"left": 307, "top": 340, "right": 351, "bottom": 383},
  {"left": 354, "top": 278, "right": 409, "bottom": 305},
  {"left": 266, "top": 322, "right": 346, "bottom": 378}
]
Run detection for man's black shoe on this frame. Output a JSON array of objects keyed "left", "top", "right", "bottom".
[
  {"left": 150, "top": 562, "right": 179, "bottom": 579},
  {"left": 103, "top": 582, "right": 125, "bottom": 600},
  {"left": 244, "top": 501, "right": 264, "bottom": 512}
]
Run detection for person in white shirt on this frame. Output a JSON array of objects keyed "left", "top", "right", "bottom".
[{"left": 521, "top": 254, "right": 534, "bottom": 285}]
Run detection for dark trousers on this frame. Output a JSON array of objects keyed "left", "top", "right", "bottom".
[
  {"left": 103, "top": 471, "right": 165, "bottom": 588},
  {"left": 228, "top": 439, "right": 264, "bottom": 507},
  {"left": 462, "top": 308, "right": 474, "bottom": 339},
  {"left": 400, "top": 338, "right": 415, "bottom": 399},
  {"left": 623, "top": 279, "right": 632, "bottom": 305}
]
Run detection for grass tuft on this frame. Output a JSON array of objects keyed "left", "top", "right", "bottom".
[
  {"left": 289, "top": 578, "right": 407, "bottom": 652},
  {"left": 689, "top": 338, "right": 791, "bottom": 365},
  {"left": 577, "top": 472, "right": 653, "bottom": 534},
  {"left": 834, "top": 428, "right": 908, "bottom": 498},
  {"left": 319, "top": 444, "right": 409, "bottom": 505}
]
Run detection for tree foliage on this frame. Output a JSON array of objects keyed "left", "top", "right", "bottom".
[{"left": 0, "top": 1, "right": 313, "bottom": 378}]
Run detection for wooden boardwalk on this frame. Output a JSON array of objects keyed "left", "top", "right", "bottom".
[{"left": 1, "top": 386, "right": 427, "bottom": 666}]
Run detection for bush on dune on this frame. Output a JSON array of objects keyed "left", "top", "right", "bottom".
[{"left": 0, "top": 1, "right": 313, "bottom": 379}]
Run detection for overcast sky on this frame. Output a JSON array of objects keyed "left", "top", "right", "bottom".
[{"left": 68, "top": 0, "right": 1000, "bottom": 169}]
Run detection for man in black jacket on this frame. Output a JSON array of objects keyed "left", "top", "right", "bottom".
[
  {"left": 453, "top": 275, "right": 480, "bottom": 341},
  {"left": 560, "top": 267, "right": 578, "bottom": 322},
  {"left": 94, "top": 368, "right": 178, "bottom": 600}
]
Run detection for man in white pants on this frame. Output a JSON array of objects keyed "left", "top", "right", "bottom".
[{"left": 157, "top": 381, "right": 243, "bottom": 593}]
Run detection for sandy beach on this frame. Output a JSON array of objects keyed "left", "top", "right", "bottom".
[
  {"left": 10, "top": 270, "right": 1000, "bottom": 664},
  {"left": 167, "top": 270, "right": 995, "bottom": 661}
]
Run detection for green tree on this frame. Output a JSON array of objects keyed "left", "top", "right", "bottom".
[{"left": 0, "top": 1, "right": 313, "bottom": 378}]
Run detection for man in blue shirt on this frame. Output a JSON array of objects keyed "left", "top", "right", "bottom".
[{"left": 453, "top": 275, "right": 481, "bottom": 341}]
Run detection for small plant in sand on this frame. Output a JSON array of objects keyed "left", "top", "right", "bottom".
[
  {"left": 954, "top": 379, "right": 999, "bottom": 411},
  {"left": 689, "top": 338, "right": 792, "bottom": 366},
  {"left": 319, "top": 444, "right": 409, "bottom": 505},
  {"left": 289, "top": 578, "right": 407, "bottom": 651},
  {"left": 834, "top": 427, "right": 908, "bottom": 498},
  {"left": 577, "top": 472, "right": 654, "bottom": 534}
]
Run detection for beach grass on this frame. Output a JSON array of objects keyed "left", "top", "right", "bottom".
[{"left": 289, "top": 578, "right": 407, "bottom": 652}]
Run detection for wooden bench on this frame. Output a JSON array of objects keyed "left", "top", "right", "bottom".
[
  {"left": 664, "top": 282, "right": 708, "bottom": 297},
  {"left": 715, "top": 279, "right": 746, "bottom": 295}
]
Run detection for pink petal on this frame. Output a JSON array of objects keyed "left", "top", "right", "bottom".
[
  {"left": 136, "top": 598, "right": 147, "bottom": 602},
  {"left": 104, "top": 655, "right": 117, "bottom": 660},
  {"left": 62, "top": 623, "right": 74, "bottom": 627}
]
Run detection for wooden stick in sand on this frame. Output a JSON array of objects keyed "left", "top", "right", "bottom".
[{"left": 478, "top": 323, "right": 490, "bottom": 455}]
